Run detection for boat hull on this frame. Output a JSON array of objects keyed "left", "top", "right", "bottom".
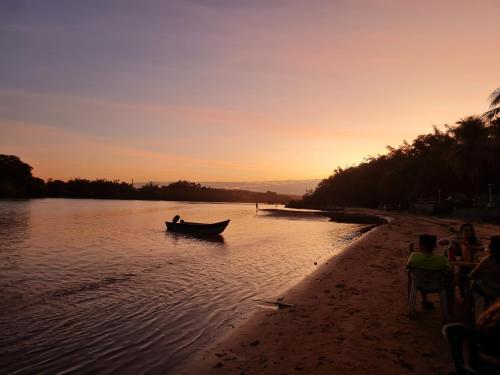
[{"left": 165, "top": 219, "right": 230, "bottom": 235}]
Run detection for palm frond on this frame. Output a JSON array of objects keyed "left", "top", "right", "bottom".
[
  {"left": 489, "top": 87, "right": 500, "bottom": 107},
  {"left": 483, "top": 106, "right": 500, "bottom": 120}
]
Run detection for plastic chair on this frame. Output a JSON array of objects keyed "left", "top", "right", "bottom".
[{"left": 408, "top": 268, "right": 449, "bottom": 321}]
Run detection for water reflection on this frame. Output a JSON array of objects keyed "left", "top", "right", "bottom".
[
  {"left": 166, "top": 231, "right": 226, "bottom": 245},
  {"left": 0, "top": 200, "right": 31, "bottom": 244},
  {"left": 0, "top": 200, "right": 32, "bottom": 321},
  {"left": 0, "top": 199, "right": 359, "bottom": 374},
  {"left": 258, "top": 208, "right": 329, "bottom": 221},
  {"left": 0, "top": 200, "right": 31, "bottom": 270}
]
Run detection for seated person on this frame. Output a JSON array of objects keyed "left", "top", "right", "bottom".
[
  {"left": 471, "top": 236, "right": 500, "bottom": 316},
  {"left": 438, "top": 222, "right": 484, "bottom": 261},
  {"left": 477, "top": 302, "right": 500, "bottom": 363},
  {"left": 439, "top": 223, "right": 484, "bottom": 298},
  {"left": 407, "top": 234, "right": 451, "bottom": 309},
  {"left": 443, "top": 302, "right": 500, "bottom": 374}
]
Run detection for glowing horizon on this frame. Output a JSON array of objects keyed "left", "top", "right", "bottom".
[{"left": 1, "top": 0, "right": 499, "bottom": 182}]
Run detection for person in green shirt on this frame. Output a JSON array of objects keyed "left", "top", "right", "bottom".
[{"left": 407, "top": 234, "right": 451, "bottom": 309}]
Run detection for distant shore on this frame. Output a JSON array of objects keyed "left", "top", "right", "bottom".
[{"left": 181, "top": 210, "right": 498, "bottom": 374}]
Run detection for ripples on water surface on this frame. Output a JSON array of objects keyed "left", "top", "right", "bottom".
[{"left": 0, "top": 199, "right": 361, "bottom": 374}]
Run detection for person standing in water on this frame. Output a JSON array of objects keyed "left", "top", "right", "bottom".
[{"left": 256, "top": 202, "right": 259, "bottom": 211}]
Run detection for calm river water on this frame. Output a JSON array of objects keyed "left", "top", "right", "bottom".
[{"left": 0, "top": 199, "right": 361, "bottom": 374}]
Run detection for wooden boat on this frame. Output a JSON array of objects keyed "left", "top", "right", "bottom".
[{"left": 165, "top": 219, "right": 230, "bottom": 235}]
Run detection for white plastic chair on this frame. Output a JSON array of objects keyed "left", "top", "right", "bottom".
[{"left": 408, "top": 268, "right": 449, "bottom": 321}]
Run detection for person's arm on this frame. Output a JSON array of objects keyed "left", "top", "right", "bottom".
[
  {"left": 408, "top": 242, "right": 415, "bottom": 254},
  {"left": 406, "top": 252, "right": 416, "bottom": 270},
  {"left": 468, "top": 243, "right": 485, "bottom": 252},
  {"left": 470, "top": 257, "right": 488, "bottom": 279},
  {"left": 438, "top": 237, "right": 460, "bottom": 246},
  {"left": 438, "top": 238, "right": 450, "bottom": 246}
]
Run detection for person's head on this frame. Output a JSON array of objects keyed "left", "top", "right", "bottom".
[
  {"left": 477, "top": 302, "right": 500, "bottom": 357},
  {"left": 419, "top": 234, "right": 437, "bottom": 253},
  {"left": 488, "top": 236, "right": 500, "bottom": 264},
  {"left": 460, "top": 223, "right": 478, "bottom": 244}
]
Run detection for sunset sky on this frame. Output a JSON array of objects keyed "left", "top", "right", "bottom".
[{"left": 1, "top": 0, "right": 499, "bottom": 182}]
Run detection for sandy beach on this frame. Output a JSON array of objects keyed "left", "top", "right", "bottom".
[{"left": 182, "top": 211, "right": 498, "bottom": 375}]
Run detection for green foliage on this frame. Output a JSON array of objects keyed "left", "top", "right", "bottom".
[{"left": 293, "top": 116, "right": 500, "bottom": 209}]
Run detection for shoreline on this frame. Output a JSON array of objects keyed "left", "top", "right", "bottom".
[
  {"left": 181, "top": 210, "right": 498, "bottom": 374},
  {"left": 174, "top": 210, "right": 379, "bottom": 374},
  {"left": 259, "top": 207, "right": 389, "bottom": 225}
]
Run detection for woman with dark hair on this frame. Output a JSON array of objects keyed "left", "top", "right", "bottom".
[
  {"left": 439, "top": 223, "right": 485, "bottom": 299},
  {"left": 439, "top": 222, "right": 484, "bottom": 260}
]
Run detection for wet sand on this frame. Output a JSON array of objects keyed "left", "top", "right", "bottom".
[{"left": 182, "top": 211, "right": 498, "bottom": 375}]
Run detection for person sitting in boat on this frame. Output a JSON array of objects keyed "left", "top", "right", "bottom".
[{"left": 172, "top": 215, "right": 180, "bottom": 223}]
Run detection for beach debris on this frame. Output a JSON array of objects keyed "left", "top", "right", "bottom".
[
  {"left": 276, "top": 301, "right": 294, "bottom": 309},
  {"left": 314, "top": 262, "right": 318, "bottom": 265},
  {"left": 213, "top": 362, "right": 224, "bottom": 368},
  {"left": 335, "top": 283, "right": 346, "bottom": 288},
  {"left": 249, "top": 340, "right": 260, "bottom": 346},
  {"left": 255, "top": 299, "right": 295, "bottom": 309},
  {"left": 215, "top": 352, "right": 227, "bottom": 358}
]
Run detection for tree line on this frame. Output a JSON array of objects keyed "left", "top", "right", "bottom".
[
  {"left": 290, "top": 89, "right": 500, "bottom": 211},
  {"left": 0, "top": 156, "right": 295, "bottom": 203}
]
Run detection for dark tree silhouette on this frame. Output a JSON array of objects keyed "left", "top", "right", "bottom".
[
  {"left": 1, "top": 156, "right": 295, "bottom": 203},
  {"left": 5, "top": 86, "right": 500, "bottom": 209},
  {"left": 290, "top": 115, "right": 500, "bottom": 210},
  {"left": 0, "top": 155, "right": 45, "bottom": 198}
]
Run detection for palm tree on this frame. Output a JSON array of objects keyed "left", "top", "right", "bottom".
[{"left": 484, "top": 87, "right": 500, "bottom": 120}]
